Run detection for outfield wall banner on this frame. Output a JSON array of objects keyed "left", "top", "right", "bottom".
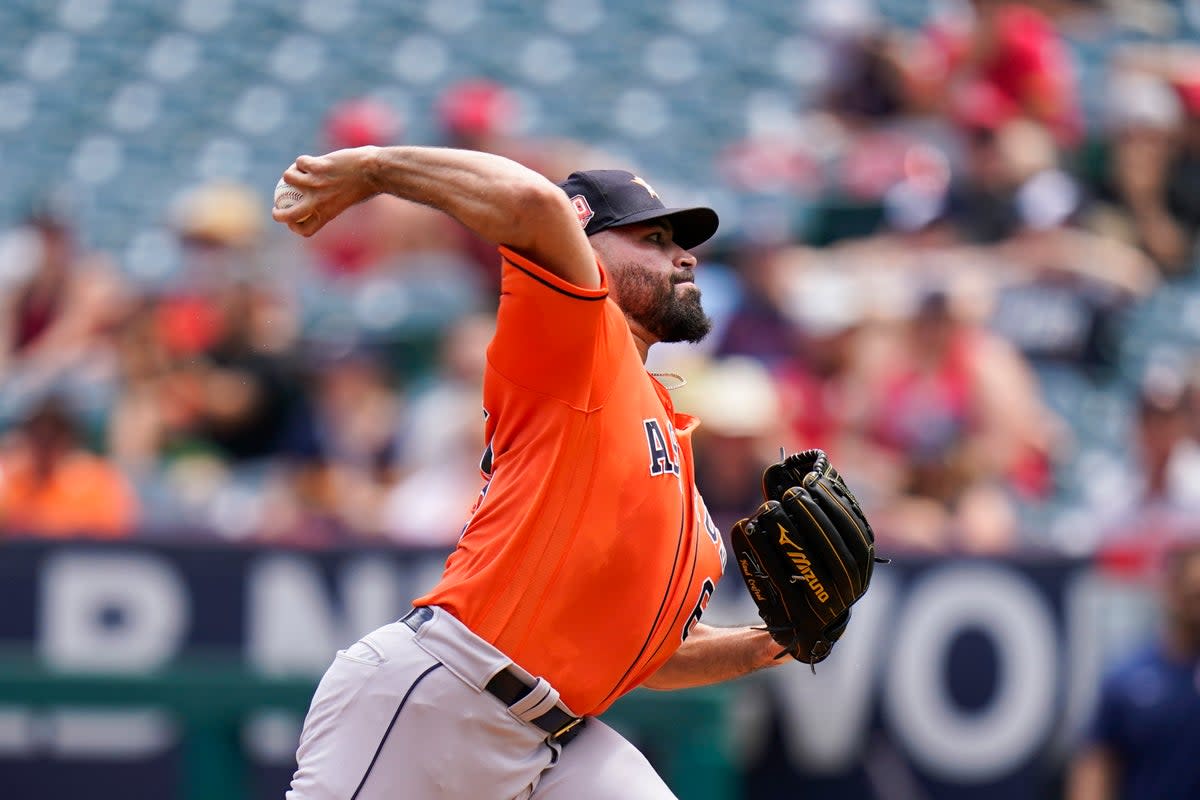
[{"left": 0, "top": 540, "right": 1154, "bottom": 799}]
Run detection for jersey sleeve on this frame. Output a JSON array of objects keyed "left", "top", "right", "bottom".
[{"left": 486, "top": 246, "right": 630, "bottom": 410}]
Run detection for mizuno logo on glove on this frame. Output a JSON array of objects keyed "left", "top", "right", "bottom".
[{"left": 776, "top": 524, "right": 829, "bottom": 603}]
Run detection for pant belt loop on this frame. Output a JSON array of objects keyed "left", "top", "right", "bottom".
[{"left": 400, "top": 606, "right": 585, "bottom": 744}]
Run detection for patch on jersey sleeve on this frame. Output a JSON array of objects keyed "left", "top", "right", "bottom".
[{"left": 570, "top": 194, "right": 594, "bottom": 228}]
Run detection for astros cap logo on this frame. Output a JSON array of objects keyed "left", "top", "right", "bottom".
[
  {"left": 570, "top": 194, "right": 594, "bottom": 228},
  {"left": 631, "top": 176, "right": 659, "bottom": 199}
]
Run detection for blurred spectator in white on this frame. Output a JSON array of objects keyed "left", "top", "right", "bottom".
[
  {"left": 395, "top": 312, "right": 492, "bottom": 471},
  {"left": 677, "top": 356, "right": 787, "bottom": 541},
  {"left": 1085, "top": 65, "right": 1193, "bottom": 275},
  {"left": 1067, "top": 537, "right": 1200, "bottom": 800},
  {"left": 382, "top": 313, "right": 495, "bottom": 547},
  {"left": 1075, "top": 362, "right": 1200, "bottom": 568},
  {"left": 0, "top": 395, "right": 138, "bottom": 539},
  {"left": 1083, "top": 42, "right": 1200, "bottom": 274},
  {"left": 1138, "top": 368, "right": 1200, "bottom": 510},
  {"left": 1093, "top": 365, "right": 1200, "bottom": 558}
]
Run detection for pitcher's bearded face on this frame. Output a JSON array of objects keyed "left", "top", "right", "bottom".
[
  {"left": 610, "top": 260, "right": 711, "bottom": 343},
  {"left": 594, "top": 222, "right": 712, "bottom": 344}
]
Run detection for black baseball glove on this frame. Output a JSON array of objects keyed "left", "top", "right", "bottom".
[{"left": 731, "top": 449, "right": 884, "bottom": 668}]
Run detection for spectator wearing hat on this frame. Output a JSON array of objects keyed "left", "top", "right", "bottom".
[
  {"left": 1091, "top": 365, "right": 1200, "bottom": 555},
  {"left": 1083, "top": 66, "right": 1194, "bottom": 275},
  {"left": 1099, "top": 43, "right": 1200, "bottom": 275},
  {"left": 676, "top": 356, "right": 787, "bottom": 549}
]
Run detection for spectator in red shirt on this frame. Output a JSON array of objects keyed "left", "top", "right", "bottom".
[{"left": 915, "top": 1, "right": 1083, "bottom": 148}]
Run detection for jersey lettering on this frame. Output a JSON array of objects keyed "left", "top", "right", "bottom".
[
  {"left": 681, "top": 578, "right": 716, "bottom": 642},
  {"left": 665, "top": 420, "right": 683, "bottom": 491},
  {"left": 479, "top": 408, "right": 494, "bottom": 476},
  {"left": 466, "top": 407, "right": 494, "bottom": 541},
  {"left": 643, "top": 419, "right": 679, "bottom": 477}
]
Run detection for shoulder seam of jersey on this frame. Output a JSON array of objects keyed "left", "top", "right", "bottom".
[{"left": 508, "top": 258, "right": 608, "bottom": 302}]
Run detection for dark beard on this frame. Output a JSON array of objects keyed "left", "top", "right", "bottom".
[{"left": 614, "top": 266, "right": 712, "bottom": 344}]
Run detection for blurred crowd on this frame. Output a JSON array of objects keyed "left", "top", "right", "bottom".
[{"left": 4, "top": 0, "right": 1200, "bottom": 563}]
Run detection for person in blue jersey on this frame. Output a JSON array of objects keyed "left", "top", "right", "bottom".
[{"left": 1067, "top": 538, "right": 1200, "bottom": 800}]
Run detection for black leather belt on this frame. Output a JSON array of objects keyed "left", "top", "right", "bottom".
[{"left": 401, "top": 607, "right": 585, "bottom": 744}]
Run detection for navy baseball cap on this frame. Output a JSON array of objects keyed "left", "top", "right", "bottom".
[{"left": 557, "top": 169, "right": 719, "bottom": 250}]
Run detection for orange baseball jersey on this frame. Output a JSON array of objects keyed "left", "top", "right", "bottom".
[{"left": 416, "top": 247, "right": 727, "bottom": 715}]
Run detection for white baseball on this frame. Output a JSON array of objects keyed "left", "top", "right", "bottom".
[{"left": 274, "top": 177, "right": 305, "bottom": 211}]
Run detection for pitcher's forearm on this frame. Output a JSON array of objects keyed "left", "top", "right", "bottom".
[
  {"left": 643, "top": 624, "right": 781, "bottom": 690},
  {"left": 276, "top": 145, "right": 598, "bottom": 287},
  {"left": 362, "top": 146, "right": 559, "bottom": 247}
]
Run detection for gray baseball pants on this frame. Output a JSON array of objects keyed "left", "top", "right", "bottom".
[{"left": 285, "top": 605, "right": 678, "bottom": 799}]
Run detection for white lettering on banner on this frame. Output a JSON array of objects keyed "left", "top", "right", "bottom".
[
  {"left": 722, "top": 561, "right": 1105, "bottom": 784},
  {"left": 0, "top": 708, "right": 176, "bottom": 759},
  {"left": 882, "top": 564, "right": 1058, "bottom": 781},
  {"left": 0, "top": 709, "right": 33, "bottom": 755},
  {"left": 340, "top": 559, "right": 408, "bottom": 638},
  {"left": 765, "top": 569, "right": 896, "bottom": 771},
  {"left": 48, "top": 709, "right": 174, "bottom": 759},
  {"left": 39, "top": 553, "right": 188, "bottom": 672},
  {"left": 1054, "top": 571, "right": 1152, "bottom": 760},
  {"left": 18, "top": 544, "right": 1119, "bottom": 783},
  {"left": 247, "top": 555, "right": 350, "bottom": 675},
  {"left": 246, "top": 554, "right": 445, "bottom": 675},
  {"left": 244, "top": 710, "right": 305, "bottom": 764}
]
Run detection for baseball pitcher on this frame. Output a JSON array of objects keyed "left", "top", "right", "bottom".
[{"left": 273, "top": 145, "right": 880, "bottom": 799}]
